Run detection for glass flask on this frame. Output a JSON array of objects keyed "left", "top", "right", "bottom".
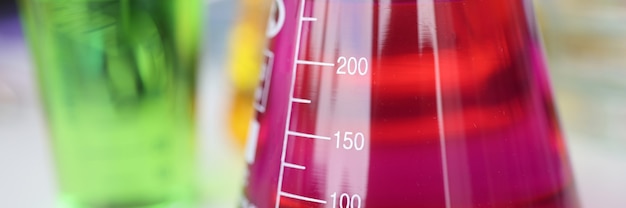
[
  {"left": 243, "top": 0, "right": 579, "bottom": 207},
  {"left": 19, "top": 0, "right": 201, "bottom": 207}
]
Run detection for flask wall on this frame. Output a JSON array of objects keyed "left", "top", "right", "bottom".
[{"left": 243, "top": 0, "right": 579, "bottom": 207}]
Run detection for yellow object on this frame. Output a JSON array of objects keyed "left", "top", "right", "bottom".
[
  {"left": 229, "top": 23, "right": 266, "bottom": 91},
  {"left": 228, "top": 0, "right": 272, "bottom": 148}
]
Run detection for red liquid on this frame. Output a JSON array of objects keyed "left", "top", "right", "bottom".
[{"left": 243, "top": 0, "right": 578, "bottom": 207}]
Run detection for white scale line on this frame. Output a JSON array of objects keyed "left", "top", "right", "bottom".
[
  {"left": 280, "top": 192, "right": 327, "bottom": 204},
  {"left": 296, "top": 60, "right": 335, "bottom": 67},
  {"left": 291, "top": 98, "right": 312, "bottom": 104},
  {"left": 283, "top": 162, "right": 306, "bottom": 170},
  {"left": 302, "top": 17, "right": 317, "bottom": 21},
  {"left": 253, "top": 103, "right": 265, "bottom": 113},
  {"left": 287, "top": 131, "right": 331, "bottom": 140},
  {"left": 276, "top": 1, "right": 307, "bottom": 207}
]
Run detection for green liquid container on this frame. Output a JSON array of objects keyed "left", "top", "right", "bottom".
[{"left": 18, "top": 0, "right": 201, "bottom": 207}]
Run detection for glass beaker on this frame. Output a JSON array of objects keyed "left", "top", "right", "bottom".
[
  {"left": 242, "top": 0, "right": 579, "bottom": 207},
  {"left": 18, "top": 0, "right": 201, "bottom": 207}
]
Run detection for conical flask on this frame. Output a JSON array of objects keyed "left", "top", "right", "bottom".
[{"left": 242, "top": 0, "right": 579, "bottom": 207}]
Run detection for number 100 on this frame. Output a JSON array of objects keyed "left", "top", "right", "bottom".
[{"left": 331, "top": 192, "right": 362, "bottom": 208}]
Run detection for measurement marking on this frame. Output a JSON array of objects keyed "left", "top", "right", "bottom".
[
  {"left": 291, "top": 98, "right": 312, "bottom": 104},
  {"left": 419, "top": 1, "right": 451, "bottom": 208},
  {"left": 259, "top": 50, "right": 275, "bottom": 113},
  {"left": 296, "top": 60, "right": 335, "bottom": 67},
  {"left": 283, "top": 162, "right": 306, "bottom": 170},
  {"left": 302, "top": 17, "right": 318, "bottom": 21},
  {"left": 276, "top": 1, "right": 307, "bottom": 207},
  {"left": 253, "top": 103, "right": 265, "bottom": 113},
  {"left": 280, "top": 192, "right": 327, "bottom": 204},
  {"left": 287, "top": 131, "right": 331, "bottom": 140}
]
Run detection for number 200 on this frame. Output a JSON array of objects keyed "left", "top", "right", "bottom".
[{"left": 336, "top": 56, "right": 368, "bottom": 76}]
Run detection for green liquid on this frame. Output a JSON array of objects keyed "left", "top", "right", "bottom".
[{"left": 19, "top": 0, "right": 201, "bottom": 207}]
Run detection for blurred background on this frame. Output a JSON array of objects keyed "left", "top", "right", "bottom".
[
  {"left": 535, "top": 1, "right": 626, "bottom": 207},
  {"left": 1, "top": 0, "right": 625, "bottom": 207}
]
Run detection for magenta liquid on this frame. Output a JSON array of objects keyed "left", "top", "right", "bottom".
[{"left": 243, "top": 0, "right": 578, "bottom": 207}]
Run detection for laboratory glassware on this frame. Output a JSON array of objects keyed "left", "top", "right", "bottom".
[
  {"left": 19, "top": 0, "right": 201, "bottom": 207},
  {"left": 243, "top": 0, "right": 579, "bottom": 207}
]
